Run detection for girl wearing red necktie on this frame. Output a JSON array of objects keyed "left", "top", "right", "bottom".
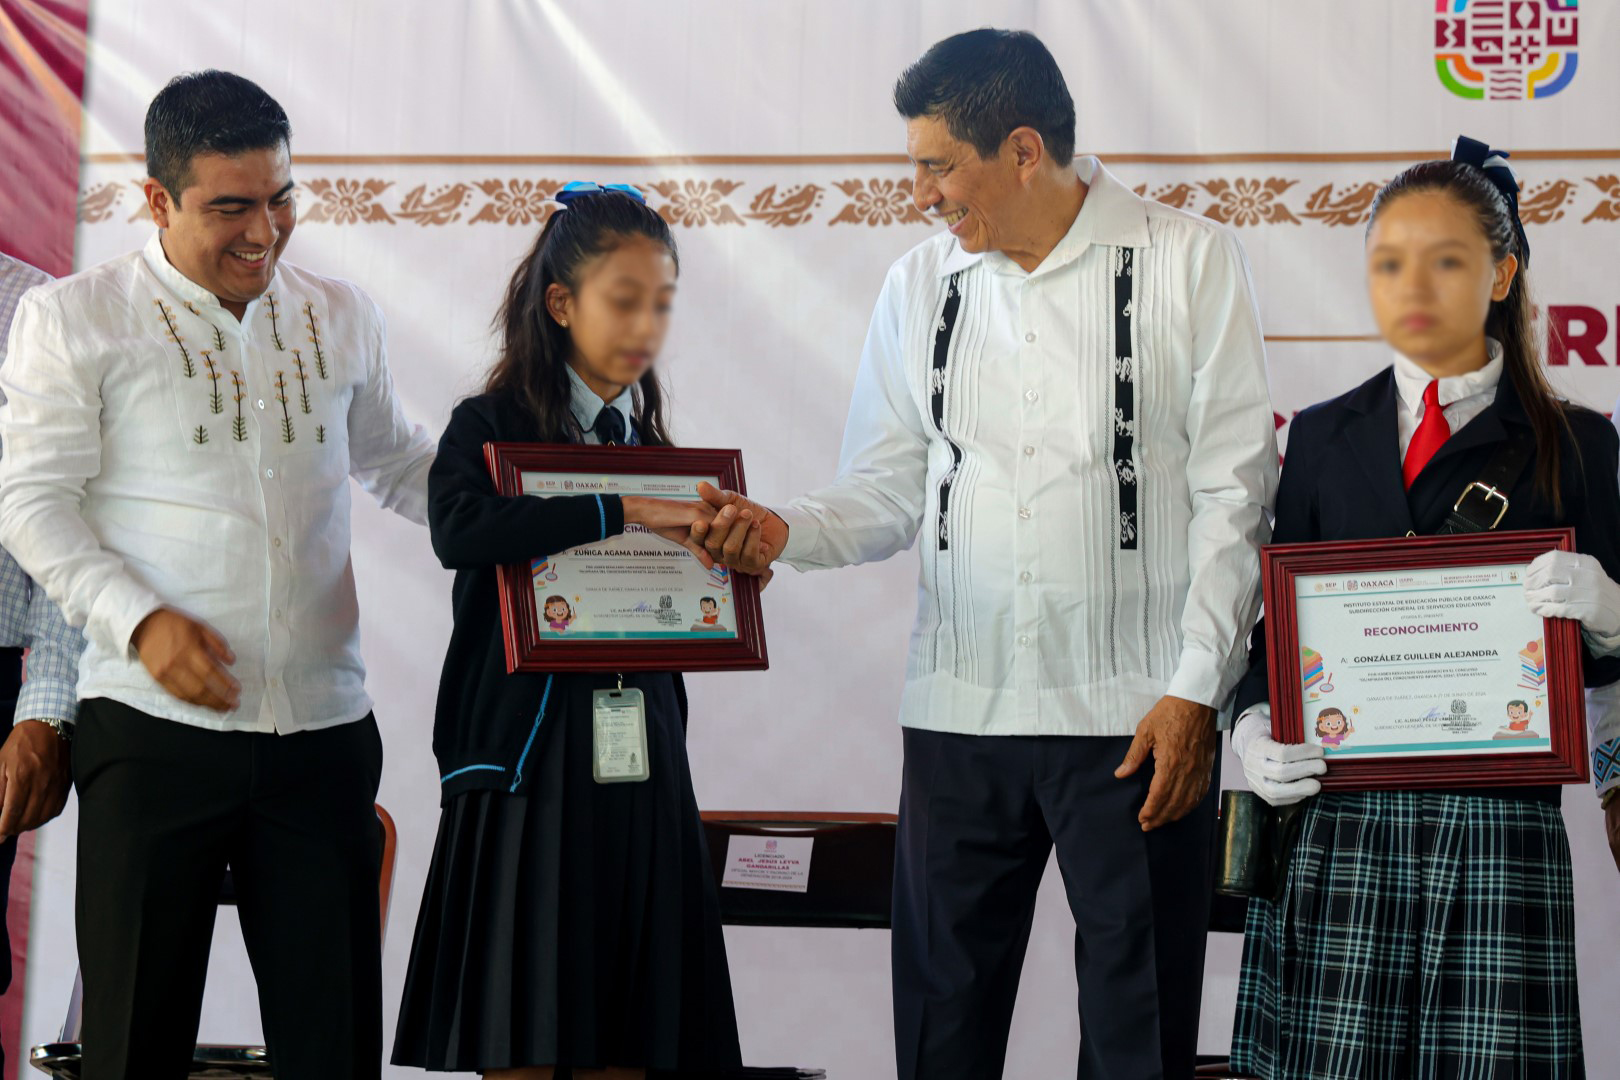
[{"left": 1227, "top": 139, "right": 1620, "bottom": 1077}]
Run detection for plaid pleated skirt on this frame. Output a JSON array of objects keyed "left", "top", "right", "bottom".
[{"left": 1230, "top": 791, "right": 1583, "bottom": 1079}]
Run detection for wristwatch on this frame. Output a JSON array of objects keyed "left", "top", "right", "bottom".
[{"left": 25, "top": 717, "right": 73, "bottom": 743}]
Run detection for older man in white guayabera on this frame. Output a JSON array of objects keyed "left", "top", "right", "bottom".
[{"left": 691, "top": 27, "right": 1277, "bottom": 1080}]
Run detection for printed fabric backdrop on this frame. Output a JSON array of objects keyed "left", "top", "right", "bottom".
[{"left": 11, "top": 1, "right": 1620, "bottom": 1076}]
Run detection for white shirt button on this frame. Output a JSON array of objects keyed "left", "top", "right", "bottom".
[
  {"left": 1023, "top": 445, "right": 1035, "bottom": 457},
  {"left": 273, "top": 537, "right": 283, "bottom": 548},
  {"left": 1018, "top": 507, "right": 1032, "bottom": 520},
  {"left": 264, "top": 468, "right": 275, "bottom": 479},
  {"left": 1018, "top": 634, "right": 1031, "bottom": 647},
  {"left": 1020, "top": 571, "right": 1032, "bottom": 583},
  {"left": 1024, "top": 389, "right": 1038, "bottom": 403},
  {"left": 257, "top": 399, "right": 266, "bottom": 410},
  {"left": 273, "top": 609, "right": 283, "bottom": 620},
  {"left": 1025, "top": 332, "right": 1037, "bottom": 343}
]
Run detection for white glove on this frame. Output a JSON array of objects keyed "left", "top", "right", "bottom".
[
  {"left": 1231, "top": 704, "right": 1326, "bottom": 807},
  {"left": 1525, "top": 550, "right": 1620, "bottom": 648}
]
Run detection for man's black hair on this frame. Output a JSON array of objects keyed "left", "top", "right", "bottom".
[
  {"left": 145, "top": 70, "right": 291, "bottom": 204},
  {"left": 894, "top": 29, "right": 1076, "bottom": 167}
]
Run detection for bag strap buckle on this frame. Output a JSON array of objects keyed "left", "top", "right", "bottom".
[{"left": 1453, "top": 480, "right": 1510, "bottom": 530}]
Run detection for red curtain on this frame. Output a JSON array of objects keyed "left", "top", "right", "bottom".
[{"left": 0, "top": 0, "right": 90, "bottom": 274}]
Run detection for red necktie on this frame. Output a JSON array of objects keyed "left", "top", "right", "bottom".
[{"left": 1403, "top": 379, "right": 1449, "bottom": 489}]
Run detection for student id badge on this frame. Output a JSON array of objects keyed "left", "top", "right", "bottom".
[{"left": 592, "top": 687, "right": 650, "bottom": 783}]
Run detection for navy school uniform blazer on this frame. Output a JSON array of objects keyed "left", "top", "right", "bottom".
[
  {"left": 428, "top": 392, "right": 688, "bottom": 801},
  {"left": 1234, "top": 367, "right": 1620, "bottom": 800}
]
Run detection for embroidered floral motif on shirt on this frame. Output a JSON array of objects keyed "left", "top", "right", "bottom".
[
  {"left": 303, "top": 303, "right": 330, "bottom": 379},
  {"left": 929, "top": 272, "right": 966, "bottom": 552},
  {"left": 154, "top": 300, "right": 196, "bottom": 378},
  {"left": 1111, "top": 247, "right": 1140, "bottom": 552},
  {"left": 274, "top": 372, "right": 296, "bottom": 444},
  {"left": 200, "top": 351, "right": 225, "bottom": 415},
  {"left": 293, "top": 352, "right": 313, "bottom": 414},
  {"left": 230, "top": 372, "right": 248, "bottom": 442},
  {"left": 265, "top": 291, "right": 287, "bottom": 350},
  {"left": 159, "top": 301, "right": 256, "bottom": 450}
]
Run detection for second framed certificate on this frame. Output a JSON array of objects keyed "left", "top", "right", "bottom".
[
  {"left": 485, "top": 442, "right": 769, "bottom": 674},
  {"left": 1263, "top": 529, "right": 1587, "bottom": 790}
]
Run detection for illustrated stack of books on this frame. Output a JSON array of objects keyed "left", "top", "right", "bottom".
[
  {"left": 1520, "top": 639, "right": 1547, "bottom": 689},
  {"left": 1301, "top": 646, "right": 1325, "bottom": 694}
]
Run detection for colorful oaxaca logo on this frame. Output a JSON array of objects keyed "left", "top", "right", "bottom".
[{"left": 1435, "top": 0, "right": 1578, "bottom": 100}]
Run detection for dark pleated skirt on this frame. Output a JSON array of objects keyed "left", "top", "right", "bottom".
[{"left": 392, "top": 674, "right": 742, "bottom": 1072}]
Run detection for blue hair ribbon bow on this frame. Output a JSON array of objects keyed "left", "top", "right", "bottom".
[{"left": 554, "top": 181, "right": 647, "bottom": 206}]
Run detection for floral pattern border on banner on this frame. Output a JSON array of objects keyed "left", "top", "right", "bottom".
[{"left": 77, "top": 174, "right": 1620, "bottom": 229}]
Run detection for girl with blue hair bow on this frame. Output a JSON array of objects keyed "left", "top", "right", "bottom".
[{"left": 392, "top": 184, "right": 748, "bottom": 1080}]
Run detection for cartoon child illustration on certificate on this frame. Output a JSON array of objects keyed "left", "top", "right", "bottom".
[
  {"left": 543, "top": 595, "right": 575, "bottom": 635},
  {"left": 1492, "top": 700, "right": 1542, "bottom": 740},
  {"left": 1315, "top": 707, "right": 1354, "bottom": 750},
  {"left": 690, "top": 596, "right": 728, "bottom": 632}
]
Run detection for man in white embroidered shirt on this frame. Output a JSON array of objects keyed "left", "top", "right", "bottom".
[
  {"left": 696, "top": 31, "right": 1278, "bottom": 1080},
  {"left": 0, "top": 72, "right": 434, "bottom": 1079}
]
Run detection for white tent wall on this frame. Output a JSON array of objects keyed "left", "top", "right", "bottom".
[{"left": 18, "top": 1, "right": 1619, "bottom": 1075}]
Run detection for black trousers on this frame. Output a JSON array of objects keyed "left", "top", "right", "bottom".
[
  {"left": 0, "top": 673, "right": 23, "bottom": 1074},
  {"left": 73, "top": 698, "right": 385, "bottom": 1080},
  {"left": 0, "top": 832, "right": 15, "bottom": 1076},
  {"left": 892, "top": 729, "right": 1219, "bottom": 1080}
]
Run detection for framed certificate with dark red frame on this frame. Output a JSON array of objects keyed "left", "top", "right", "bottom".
[
  {"left": 485, "top": 442, "right": 768, "bottom": 674},
  {"left": 1262, "top": 528, "right": 1587, "bottom": 790}
]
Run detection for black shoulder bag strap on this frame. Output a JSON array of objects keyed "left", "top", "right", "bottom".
[{"left": 1433, "top": 427, "right": 1536, "bottom": 535}]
